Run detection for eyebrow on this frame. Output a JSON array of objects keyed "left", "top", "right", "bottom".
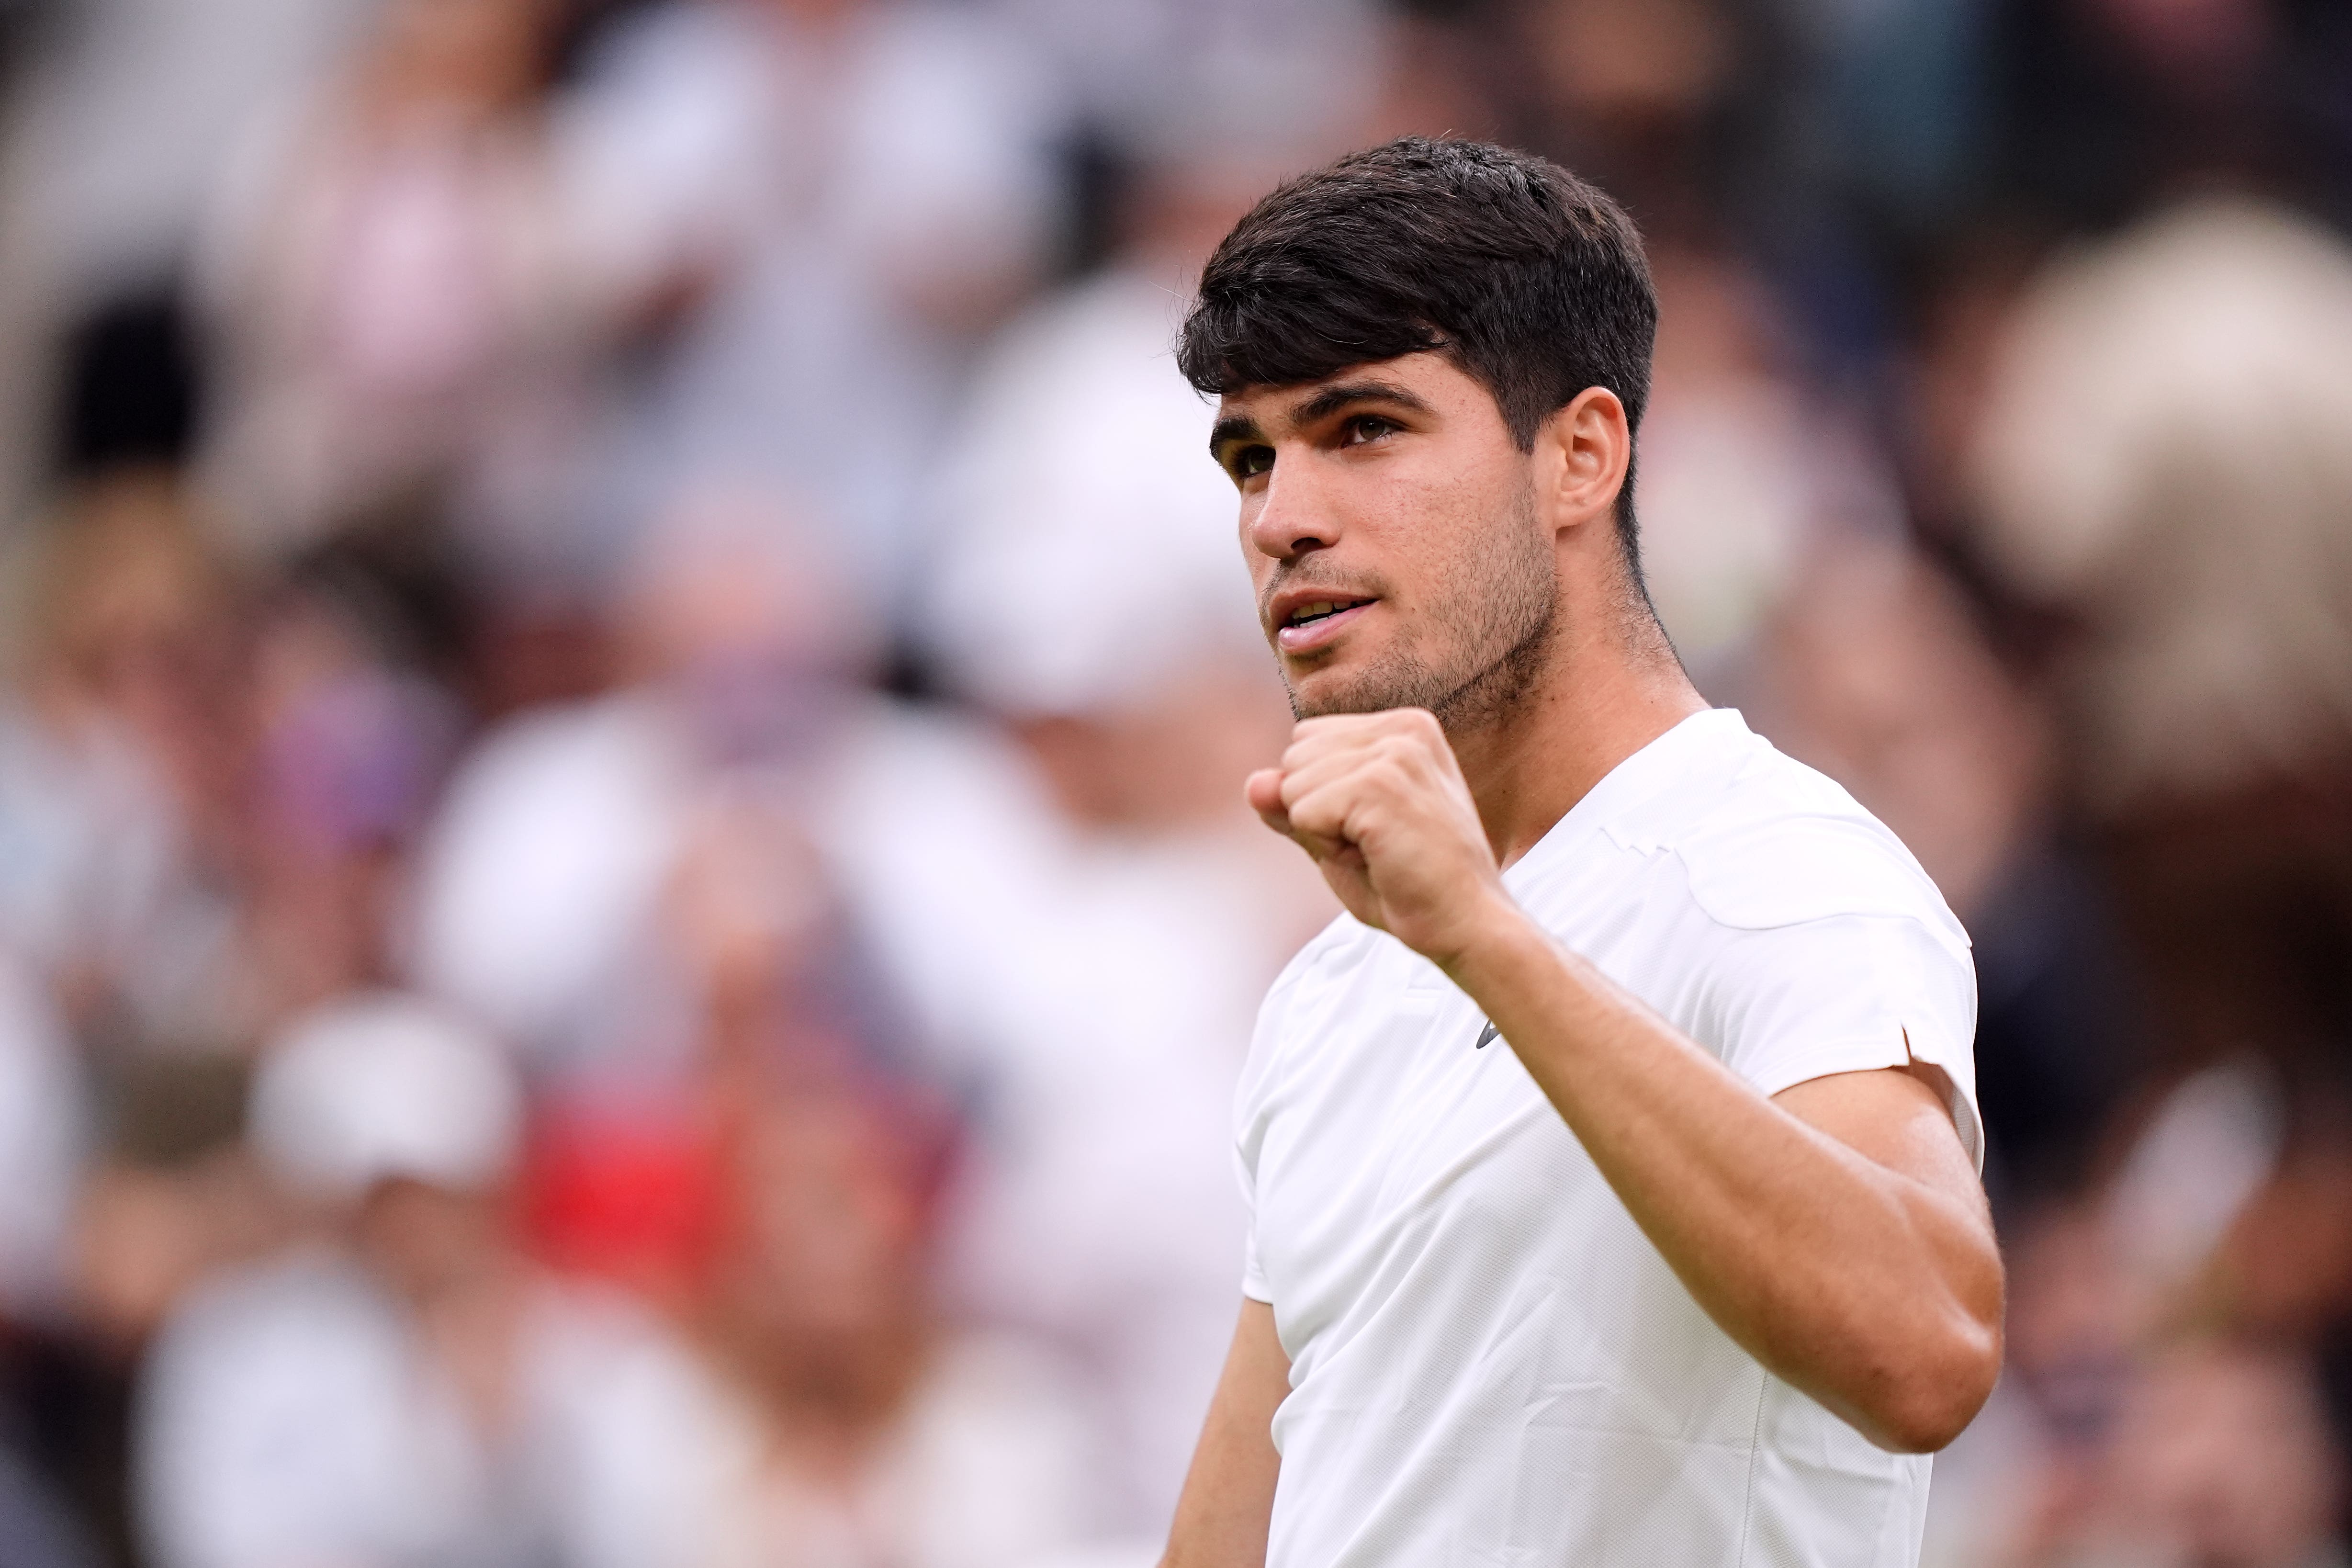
[
  {"left": 1208, "top": 414, "right": 1262, "bottom": 462},
  {"left": 1288, "top": 378, "right": 1436, "bottom": 428},
  {"left": 1208, "top": 378, "right": 1436, "bottom": 464}
]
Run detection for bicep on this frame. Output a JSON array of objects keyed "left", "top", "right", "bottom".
[
  {"left": 1773, "top": 1065, "right": 1992, "bottom": 1237},
  {"left": 1162, "top": 1298, "right": 1288, "bottom": 1568}
]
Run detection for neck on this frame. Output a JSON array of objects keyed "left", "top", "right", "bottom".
[{"left": 1447, "top": 600, "right": 1706, "bottom": 868}]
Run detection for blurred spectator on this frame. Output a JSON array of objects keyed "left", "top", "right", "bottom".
[
  {"left": 1972, "top": 196, "right": 2352, "bottom": 825},
  {"left": 1804, "top": 0, "right": 1991, "bottom": 239},
  {"left": 236, "top": 566, "right": 461, "bottom": 1019},
  {"left": 985, "top": 0, "right": 1379, "bottom": 150},
  {"left": 192, "top": 0, "right": 605, "bottom": 580},
  {"left": 5, "top": 468, "right": 465, "bottom": 1062},
  {"left": 1744, "top": 540, "right": 2129, "bottom": 1210},
  {"left": 1471, "top": 0, "right": 1797, "bottom": 252},
  {"left": 0, "top": 474, "right": 248, "bottom": 1050},
  {"left": 136, "top": 992, "right": 726, "bottom": 1568},
  {"left": 1988, "top": 0, "right": 2352, "bottom": 233},
  {"left": 5, "top": 0, "right": 369, "bottom": 305},
  {"left": 404, "top": 485, "right": 890, "bottom": 1078},
  {"left": 0, "top": 0, "right": 370, "bottom": 514},
  {"left": 555, "top": 0, "right": 1068, "bottom": 621},
  {"left": 1925, "top": 1075, "right": 2315, "bottom": 1568},
  {"left": 1632, "top": 246, "right": 1902, "bottom": 683},
  {"left": 2027, "top": 1336, "right": 2347, "bottom": 1568},
  {"left": 403, "top": 484, "right": 945, "bottom": 1310},
  {"left": 684, "top": 1094, "right": 1101, "bottom": 1568},
  {"left": 1747, "top": 542, "right": 2035, "bottom": 926},
  {"left": 1969, "top": 196, "right": 2352, "bottom": 1105}
]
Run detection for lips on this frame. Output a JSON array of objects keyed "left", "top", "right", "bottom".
[{"left": 1274, "top": 596, "right": 1376, "bottom": 655}]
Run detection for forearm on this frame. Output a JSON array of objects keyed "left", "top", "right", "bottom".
[
  {"left": 1440, "top": 897, "right": 2001, "bottom": 1450},
  {"left": 1163, "top": 1300, "right": 1288, "bottom": 1568}
]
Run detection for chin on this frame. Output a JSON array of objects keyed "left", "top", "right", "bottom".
[{"left": 1285, "top": 658, "right": 1419, "bottom": 720}]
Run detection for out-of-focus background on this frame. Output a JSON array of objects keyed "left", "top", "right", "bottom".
[{"left": 0, "top": 0, "right": 2349, "bottom": 1564}]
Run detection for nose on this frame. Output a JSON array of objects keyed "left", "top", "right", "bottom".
[{"left": 1244, "top": 452, "right": 1341, "bottom": 562}]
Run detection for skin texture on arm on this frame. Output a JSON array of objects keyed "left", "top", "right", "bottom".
[
  {"left": 1162, "top": 1299, "right": 1289, "bottom": 1568},
  {"left": 1247, "top": 711, "right": 2003, "bottom": 1453}
]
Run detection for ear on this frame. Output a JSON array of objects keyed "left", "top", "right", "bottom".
[{"left": 1533, "top": 387, "right": 1632, "bottom": 541}]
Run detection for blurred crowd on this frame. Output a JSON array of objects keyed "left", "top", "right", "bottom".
[{"left": 0, "top": 0, "right": 2350, "bottom": 1566}]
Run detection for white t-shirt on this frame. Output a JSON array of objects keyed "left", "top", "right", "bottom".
[{"left": 1236, "top": 707, "right": 1980, "bottom": 1568}]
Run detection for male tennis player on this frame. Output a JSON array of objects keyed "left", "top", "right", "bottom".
[{"left": 1160, "top": 138, "right": 2002, "bottom": 1568}]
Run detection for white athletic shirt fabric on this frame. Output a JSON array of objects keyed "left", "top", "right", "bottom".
[{"left": 1235, "top": 707, "right": 1979, "bottom": 1568}]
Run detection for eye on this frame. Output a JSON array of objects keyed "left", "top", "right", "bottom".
[
  {"left": 1230, "top": 445, "right": 1275, "bottom": 481},
  {"left": 1342, "top": 415, "right": 1399, "bottom": 446}
]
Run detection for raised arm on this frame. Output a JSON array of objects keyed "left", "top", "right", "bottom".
[
  {"left": 1449, "top": 912, "right": 2001, "bottom": 1450},
  {"left": 1163, "top": 1299, "right": 1290, "bottom": 1568},
  {"left": 1247, "top": 708, "right": 2003, "bottom": 1453}
]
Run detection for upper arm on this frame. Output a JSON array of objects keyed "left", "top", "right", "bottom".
[
  {"left": 1774, "top": 1063, "right": 2003, "bottom": 1358},
  {"left": 1162, "top": 1299, "right": 1289, "bottom": 1568},
  {"left": 1762, "top": 1065, "right": 2004, "bottom": 1453},
  {"left": 1772, "top": 1064, "right": 1988, "bottom": 1225}
]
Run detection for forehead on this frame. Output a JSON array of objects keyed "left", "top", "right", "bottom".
[{"left": 1213, "top": 350, "right": 1489, "bottom": 430}]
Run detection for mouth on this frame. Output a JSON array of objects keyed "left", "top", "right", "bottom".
[{"left": 1274, "top": 596, "right": 1376, "bottom": 655}]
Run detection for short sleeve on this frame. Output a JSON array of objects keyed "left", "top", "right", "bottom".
[
  {"left": 1703, "top": 912, "right": 1982, "bottom": 1171},
  {"left": 1242, "top": 1147, "right": 1279, "bottom": 1307}
]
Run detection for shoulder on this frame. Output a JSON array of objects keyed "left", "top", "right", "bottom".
[
  {"left": 1257, "top": 914, "right": 1375, "bottom": 1027},
  {"left": 144, "top": 1249, "right": 390, "bottom": 1403},
  {"left": 1237, "top": 915, "right": 1375, "bottom": 1098},
  {"left": 1639, "top": 745, "right": 1968, "bottom": 949}
]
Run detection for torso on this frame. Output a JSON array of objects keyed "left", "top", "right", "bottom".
[{"left": 1238, "top": 709, "right": 1978, "bottom": 1568}]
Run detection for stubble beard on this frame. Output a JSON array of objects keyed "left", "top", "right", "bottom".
[{"left": 1283, "top": 487, "right": 1561, "bottom": 740}]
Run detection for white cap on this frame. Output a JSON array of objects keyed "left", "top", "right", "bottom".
[{"left": 249, "top": 992, "right": 522, "bottom": 1203}]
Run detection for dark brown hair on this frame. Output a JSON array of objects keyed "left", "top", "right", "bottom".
[{"left": 1178, "top": 136, "right": 1658, "bottom": 565}]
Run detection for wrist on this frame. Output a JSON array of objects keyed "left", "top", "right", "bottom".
[{"left": 1430, "top": 885, "right": 1544, "bottom": 988}]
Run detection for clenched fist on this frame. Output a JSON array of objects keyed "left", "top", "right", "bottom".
[{"left": 1245, "top": 709, "right": 1518, "bottom": 969}]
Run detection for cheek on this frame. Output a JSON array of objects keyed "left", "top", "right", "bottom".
[
  {"left": 1393, "top": 425, "right": 1522, "bottom": 528},
  {"left": 1371, "top": 472, "right": 1514, "bottom": 609}
]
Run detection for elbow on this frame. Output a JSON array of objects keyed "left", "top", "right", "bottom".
[{"left": 1857, "top": 1318, "right": 2003, "bottom": 1455}]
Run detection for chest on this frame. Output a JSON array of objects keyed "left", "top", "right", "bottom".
[{"left": 1243, "top": 859, "right": 1724, "bottom": 1364}]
